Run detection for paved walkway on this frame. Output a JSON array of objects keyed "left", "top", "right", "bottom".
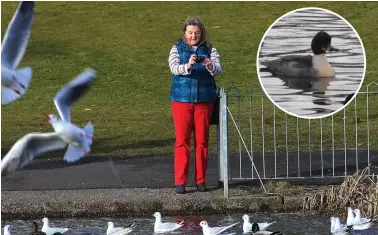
[
  {"left": 1, "top": 154, "right": 221, "bottom": 191},
  {"left": 2, "top": 150, "right": 377, "bottom": 191}
]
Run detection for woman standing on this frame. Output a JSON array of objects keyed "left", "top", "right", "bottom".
[{"left": 168, "top": 16, "right": 222, "bottom": 194}]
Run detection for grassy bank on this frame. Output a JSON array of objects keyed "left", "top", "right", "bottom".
[{"left": 1, "top": 2, "right": 378, "bottom": 157}]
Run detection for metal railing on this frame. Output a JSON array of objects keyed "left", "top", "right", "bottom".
[{"left": 217, "top": 82, "right": 378, "bottom": 197}]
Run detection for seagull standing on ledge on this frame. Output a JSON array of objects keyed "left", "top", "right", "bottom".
[{"left": 1, "top": 1, "right": 34, "bottom": 104}]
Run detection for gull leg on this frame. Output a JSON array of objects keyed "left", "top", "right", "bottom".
[
  {"left": 79, "top": 146, "right": 92, "bottom": 157},
  {"left": 5, "top": 85, "right": 21, "bottom": 95},
  {"left": 12, "top": 76, "right": 25, "bottom": 89}
]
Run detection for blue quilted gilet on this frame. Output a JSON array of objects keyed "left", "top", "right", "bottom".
[{"left": 169, "top": 39, "right": 216, "bottom": 103}]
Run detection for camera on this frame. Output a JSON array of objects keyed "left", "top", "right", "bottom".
[{"left": 195, "top": 55, "right": 207, "bottom": 63}]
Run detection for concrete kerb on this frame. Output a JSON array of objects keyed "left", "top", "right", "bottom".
[{"left": 1, "top": 187, "right": 307, "bottom": 220}]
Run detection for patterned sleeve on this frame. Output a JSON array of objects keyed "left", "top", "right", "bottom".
[
  {"left": 168, "top": 45, "right": 190, "bottom": 75},
  {"left": 207, "top": 47, "right": 221, "bottom": 76}
]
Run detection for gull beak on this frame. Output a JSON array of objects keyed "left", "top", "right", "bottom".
[{"left": 46, "top": 114, "right": 51, "bottom": 120}]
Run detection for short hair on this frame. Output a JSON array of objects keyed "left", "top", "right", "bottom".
[{"left": 182, "top": 16, "right": 208, "bottom": 43}]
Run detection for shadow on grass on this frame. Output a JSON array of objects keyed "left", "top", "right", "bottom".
[
  {"left": 93, "top": 137, "right": 176, "bottom": 153},
  {"left": 1, "top": 137, "right": 175, "bottom": 157},
  {"left": 1, "top": 137, "right": 176, "bottom": 171},
  {"left": 12, "top": 155, "right": 110, "bottom": 171}
]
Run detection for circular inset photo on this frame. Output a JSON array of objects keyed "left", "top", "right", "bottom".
[{"left": 257, "top": 7, "right": 366, "bottom": 119}]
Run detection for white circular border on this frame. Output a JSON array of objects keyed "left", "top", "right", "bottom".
[{"left": 256, "top": 7, "right": 367, "bottom": 120}]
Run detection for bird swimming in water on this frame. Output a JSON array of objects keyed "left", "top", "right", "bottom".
[
  {"left": 260, "top": 31, "right": 339, "bottom": 78},
  {"left": 30, "top": 221, "right": 46, "bottom": 235}
]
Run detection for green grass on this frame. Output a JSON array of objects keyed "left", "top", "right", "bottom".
[{"left": 1, "top": 2, "right": 378, "bottom": 157}]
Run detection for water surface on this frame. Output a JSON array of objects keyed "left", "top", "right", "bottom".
[{"left": 2, "top": 213, "right": 378, "bottom": 234}]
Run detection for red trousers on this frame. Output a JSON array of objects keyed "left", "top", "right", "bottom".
[{"left": 171, "top": 101, "right": 214, "bottom": 186}]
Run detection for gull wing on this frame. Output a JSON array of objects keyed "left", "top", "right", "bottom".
[
  {"left": 1, "top": 132, "right": 67, "bottom": 175},
  {"left": 1, "top": 1, "right": 34, "bottom": 69},
  {"left": 54, "top": 68, "right": 96, "bottom": 122}
]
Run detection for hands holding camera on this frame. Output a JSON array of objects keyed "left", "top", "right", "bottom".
[{"left": 187, "top": 54, "right": 213, "bottom": 70}]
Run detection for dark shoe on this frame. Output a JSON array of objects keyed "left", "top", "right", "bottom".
[
  {"left": 196, "top": 184, "right": 208, "bottom": 192},
  {"left": 175, "top": 185, "right": 186, "bottom": 194}
]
